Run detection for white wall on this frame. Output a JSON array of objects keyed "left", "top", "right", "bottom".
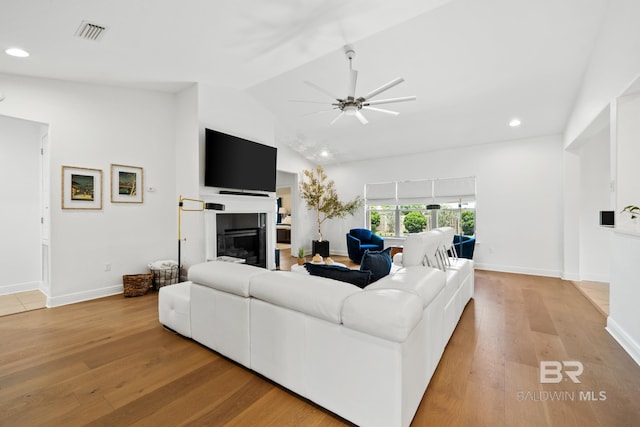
[
  {"left": 173, "top": 84, "right": 313, "bottom": 270},
  {"left": 564, "top": 0, "right": 640, "bottom": 148},
  {"left": 0, "top": 73, "right": 177, "bottom": 306},
  {"left": 0, "top": 115, "right": 45, "bottom": 293},
  {"left": 578, "top": 128, "right": 611, "bottom": 282},
  {"left": 323, "top": 135, "right": 565, "bottom": 277},
  {"left": 615, "top": 92, "right": 640, "bottom": 226},
  {"left": 607, "top": 88, "right": 640, "bottom": 365}
]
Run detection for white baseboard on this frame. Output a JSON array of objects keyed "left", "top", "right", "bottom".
[
  {"left": 0, "top": 281, "right": 41, "bottom": 296},
  {"left": 47, "top": 285, "right": 123, "bottom": 308},
  {"left": 474, "top": 262, "right": 562, "bottom": 278},
  {"left": 576, "top": 273, "right": 610, "bottom": 283},
  {"left": 606, "top": 317, "right": 640, "bottom": 367}
]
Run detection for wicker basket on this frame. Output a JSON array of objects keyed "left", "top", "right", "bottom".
[
  {"left": 150, "top": 265, "right": 180, "bottom": 289},
  {"left": 123, "top": 273, "right": 153, "bottom": 297}
]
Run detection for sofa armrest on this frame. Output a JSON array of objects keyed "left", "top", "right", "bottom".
[
  {"left": 346, "top": 234, "right": 361, "bottom": 244},
  {"left": 371, "top": 233, "right": 384, "bottom": 246}
]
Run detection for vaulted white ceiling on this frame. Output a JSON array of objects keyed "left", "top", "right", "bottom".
[{"left": 0, "top": 0, "right": 607, "bottom": 164}]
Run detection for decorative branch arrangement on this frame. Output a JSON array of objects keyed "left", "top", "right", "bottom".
[
  {"left": 300, "top": 166, "right": 363, "bottom": 241},
  {"left": 621, "top": 205, "right": 640, "bottom": 220}
]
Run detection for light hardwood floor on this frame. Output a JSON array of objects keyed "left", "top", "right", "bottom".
[
  {"left": 0, "top": 290, "right": 46, "bottom": 316},
  {"left": 572, "top": 281, "right": 609, "bottom": 316},
  {"left": 1, "top": 265, "right": 639, "bottom": 426}
]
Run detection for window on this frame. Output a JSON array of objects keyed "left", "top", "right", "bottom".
[{"left": 365, "top": 178, "right": 476, "bottom": 237}]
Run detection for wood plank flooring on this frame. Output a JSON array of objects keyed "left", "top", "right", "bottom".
[{"left": 1, "top": 266, "right": 639, "bottom": 426}]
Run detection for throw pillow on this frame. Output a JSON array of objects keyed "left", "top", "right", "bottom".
[
  {"left": 304, "top": 263, "right": 371, "bottom": 288},
  {"left": 360, "top": 247, "right": 392, "bottom": 283}
]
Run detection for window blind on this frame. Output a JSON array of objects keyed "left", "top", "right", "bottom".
[
  {"left": 365, "top": 182, "right": 396, "bottom": 205},
  {"left": 396, "top": 179, "right": 434, "bottom": 205}
]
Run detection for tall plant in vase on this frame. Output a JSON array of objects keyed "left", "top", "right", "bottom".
[{"left": 300, "top": 166, "right": 363, "bottom": 249}]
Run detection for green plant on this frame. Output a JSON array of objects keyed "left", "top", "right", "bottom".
[
  {"left": 621, "top": 205, "right": 640, "bottom": 220},
  {"left": 404, "top": 211, "right": 427, "bottom": 233},
  {"left": 461, "top": 210, "right": 475, "bottom": 236},
  {"left": 370, "top": 211, "right": 381, "bottom": 233},
  {"left": 297, "top": 248, "right": 305, "bottom": 258},
  {"left": 299, "top": 166, "right": 363, "bottom": 241}
]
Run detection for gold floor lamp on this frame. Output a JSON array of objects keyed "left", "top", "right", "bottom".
[{"left": 177, "top": 195, "right": 225, "bottom": 277}]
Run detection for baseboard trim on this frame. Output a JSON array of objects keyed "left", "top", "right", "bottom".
[
  {"left": 606, "top": 317, "right": 640, "bottom": 367},
  {"left": 47, "top": 285, "right": 123, "bottom": 308},
  {"left": 0, "top": 281, "right": 42, "bottom": 296},
  {"left": 474, "top": 263, "right": 562, "bottom": 278}
]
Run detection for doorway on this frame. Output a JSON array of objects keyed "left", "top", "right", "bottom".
[
  {"left": 276, "top": 170, "right": 297, "bottom": 260},
  {"left": 0, "top": 115, "right": 49, "bottom": 303}
]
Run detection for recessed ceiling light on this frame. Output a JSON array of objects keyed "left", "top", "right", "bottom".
[
  {"left": 5, "top": 47, "right": 30, "bottom": 58},
  {"left": 320, "top": 150, "right": 329, "bottom": 157},
  {"left": 509, "top": 118, "right": 521, "bottom": 127}
]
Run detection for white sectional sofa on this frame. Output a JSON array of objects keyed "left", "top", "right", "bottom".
[{"left": 158, "top": 228, "right": 474, "bottom": 427}]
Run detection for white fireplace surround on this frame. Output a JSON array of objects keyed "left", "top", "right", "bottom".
[{"left": 203, "top": 193, "right": 278, "bottom": 270}]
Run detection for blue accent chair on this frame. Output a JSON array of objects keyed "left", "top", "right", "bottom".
[
  {"left": 347, "top": 228, "right": 384, "bottom": 264},
  {"left": 453, "top": 235, "right": 476, "bottom": 259}
]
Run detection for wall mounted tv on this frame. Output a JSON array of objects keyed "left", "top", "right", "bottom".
[{"left": 204, "top": 128, "right": 277, "bottom": 193}]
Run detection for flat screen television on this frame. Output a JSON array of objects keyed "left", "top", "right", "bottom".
[{"left": 204, "top": 128, "right": 277, "bottom": 193}]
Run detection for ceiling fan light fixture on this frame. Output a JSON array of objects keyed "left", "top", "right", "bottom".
[
  {"left": 343, "top": 105, "right": 358, "bottom": 116},
  {"left": 298, "top": 45, "right": 416, "bottom": 125}
]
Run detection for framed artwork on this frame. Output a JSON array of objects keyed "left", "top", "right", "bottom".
[
  {"left": 62, "top": 166, "right": 103, "bottom": 210},
  {"left": 111, "top": 164, "right": 144, "bottom": 203}
]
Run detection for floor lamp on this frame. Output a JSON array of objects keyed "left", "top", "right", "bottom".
[
  {"left": 177, "top": 195, "right": 225, "bottom": 278},
  {"left": 178, "top": 195, "right": 206, "bottom": 280}
]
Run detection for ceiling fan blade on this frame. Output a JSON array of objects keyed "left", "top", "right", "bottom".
[
  {"left": 364, "top": 95, "right": 417, "bottom": 106},
  {"left": 289, "top": 99, "right": 332, "bottom": 105},
  {"left": 330, "top": 111, "right": 345, "bottom": 125},
  {"left": 304, "top": 81, "right": 342, "bottom": 101},
  {"left": 355, "top": 111, "right": 369, "bottom": 125},
  {"left": 362, "top": 106, "right": 400, "bottom": 116},
  {"left": 347, "top": 69, "right": 358, "bottom": 99},
  {"left": 359, "top": 77, "right": 404, "bottom": 101},
  {"left": 302, "top": 108, "right": 340, "bottom": 117}
]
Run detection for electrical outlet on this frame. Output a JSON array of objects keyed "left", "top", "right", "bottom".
[{"left": 105, "top": 263, "right": 111, "bottom": 272}]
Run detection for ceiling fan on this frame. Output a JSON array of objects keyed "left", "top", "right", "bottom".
[{"left": 294, "top": 45, "right": 416, "bottom": 125}]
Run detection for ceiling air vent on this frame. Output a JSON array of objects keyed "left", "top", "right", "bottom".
[{"left": 75, "top": 21, "right": 107, "bottom": 41}]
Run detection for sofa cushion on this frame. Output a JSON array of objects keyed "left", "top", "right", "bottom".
[
  {"left": 250, "top": 271, "right": 362, "bottom": 324},
  {"left": 341, "top": 289, "right": 423, "bottom": 342},
  {"left": 401, "top": 233, "right": 426, "bottom": 267},
  {"left": 367, "top": 266, "right": 446, "bottom": 308},
  {"left": 360, "top": 247, "right": 392, "bottom": 283},
  {"left": 188, "top": 261, "right": 266, "bottom": 297},
  {"left": 305, "top": 263, "right": 371, "bottom": 288}
]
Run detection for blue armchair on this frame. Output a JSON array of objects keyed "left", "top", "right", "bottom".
[
  {"left": 453, "top": 235, "right": 476, "bottom": 259},
  {"left": 346, "top": 228, "right": 384, "bottom": 264}
]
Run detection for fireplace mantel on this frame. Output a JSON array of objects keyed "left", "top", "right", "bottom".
[{"left": 202, "top": 192, "right": 277, "bottom": 269}]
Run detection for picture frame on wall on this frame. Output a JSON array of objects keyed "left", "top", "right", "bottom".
[
  {"left": 62, "top": 166, "right": 103, "bottom": 210},
  {"left": 111, "top": 164, "right": 144, "bottom": 203}
]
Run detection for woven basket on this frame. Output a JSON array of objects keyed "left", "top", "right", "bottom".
[
  {"left": 123, "top": 273, "right": 153, "bottom": 297},
  {"left": 149, "top": 265, "right": 180, "bottom": 289}
]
